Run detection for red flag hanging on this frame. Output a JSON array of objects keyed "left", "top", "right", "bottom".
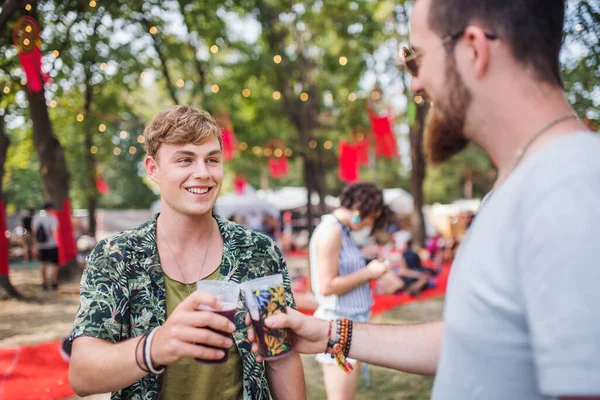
[
  {"left": 221, "top": 127, "right": 237, "bottom": 161},
  {"left": 369, "top": 110, "right": 398, "bottom": 158},
  {"left": 338, "top": 141, "right": 359, "bottom": 183},
  {"left": 95, "top": 174, "right": 110, "bottom": 194},
  {"left": 54, "top": 199, "right": 78, "bottom": 266},
  {"left": 12, "top": 17, "right": 50, "bottom": 93},
  {"left": 353, "top": 137, "right": 369, "bottom": 166},
  {"left": 234, "top": 175, "right": 247, "bottom": 194},
  {"left": 268, "top": 156, "right": 289, "bottom": 179}
]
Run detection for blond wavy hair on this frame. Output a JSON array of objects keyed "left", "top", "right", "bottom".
[{"left": 144, "top": 105, "right": 222, "bottom": 159}]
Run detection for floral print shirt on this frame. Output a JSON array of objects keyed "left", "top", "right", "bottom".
[{"left": 70, "top": 214, "right": 296, "bottom": 400}]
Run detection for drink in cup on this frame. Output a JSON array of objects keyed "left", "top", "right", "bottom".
[
  {"left": 195, "top": 280, "right": 240, "bottom": 365},
  {"left": 241, "top": 274, "right": 292, "bottom": 360}
]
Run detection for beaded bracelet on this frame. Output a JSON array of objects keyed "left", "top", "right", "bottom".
[{"left": 326, "top": 319, "right": 353, "bottom": 374}]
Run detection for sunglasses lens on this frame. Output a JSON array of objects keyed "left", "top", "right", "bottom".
[{"left": 401, "top": 47, "right": 418, "bottom": 77}]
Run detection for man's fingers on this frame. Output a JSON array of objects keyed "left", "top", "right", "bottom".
[
  {"left": 171, "top": 325, "right": 233, "bottom": 349},
  {"left": 176, "top": 291, "right": 220, "bottom": 313},
  {"left": 176, "top": 341, "right": 227, "bottom": 361},
  {"left": 180, "top": 311, "right": 235, "bottom": 333}
]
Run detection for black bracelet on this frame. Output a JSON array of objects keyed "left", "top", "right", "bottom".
[
  {"left": 136, "top": 333, "right": 149, "bottom": 373},
  {"left": 142, "top": 332, "right": 152, "bottom": 373},
  {"left": 344, "top": 320, "right": 353, "bottom": 358}
]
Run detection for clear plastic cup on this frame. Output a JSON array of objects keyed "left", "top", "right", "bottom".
[
  {"left": 195, "top": 280, "right": 240, "bottom": 364},
  {"left": 241, "top": 274, "right": 293, "bottom": 360}
]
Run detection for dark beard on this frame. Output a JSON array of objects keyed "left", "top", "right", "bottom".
[{"left": 423, "top": 57, "right": 471, "bottom": 164}]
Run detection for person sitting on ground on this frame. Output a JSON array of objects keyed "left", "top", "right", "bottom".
[{"left": 396, "top": 240, "right": 431, "bottom": 296}]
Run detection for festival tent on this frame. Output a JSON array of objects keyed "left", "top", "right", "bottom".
[
  {"left": 214, "top": 189, "right": 280, "bottom": 218},
  {"left": 383, "top": 188, "right": 414, "bottom": 215},
  {"left": 256, "top": 187, "right": 339, "bottom": 211}
]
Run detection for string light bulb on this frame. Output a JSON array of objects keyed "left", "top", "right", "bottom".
[
  {"left": 300, "top": 92, "right": 308, "bottom": 101},
  {"left": 129, "top": 146, "right": 137, "bottom": 154},
  {"left": 3, "top": 87, "right": 10, "bottom": 94},
  {"left": 76, "top": 114, "right": 84, "bottom": 122},
  {"left": 52, "top": 50, "right": 59, "bottom": 57},
  {"left": 242, "top": 88, "right": 251, "bottom": 97},
  {"left": 264, "top": 148, "right": 273, "bottom": 157},
  {"left": 273, "top": 148, "right": 283, "bottom": 158},
  {"left": 176, "top": 79, "right": 184, "bottom": 87},
  {"left": 100, "top": 63, "right": 107, "bottom": 70},
  {"left": 348, "top": 92, "right": 357, "bottom": 102},
  {"left": 252, "top": 146, "right": 262, "bottom": 156},
  {"left": 50, "top": 100, "right": 57, "bottom": 108},
  {"left": 90, "top": 146, "right": 98, "bottom": 154},
  {"left": 98, "top": 124, "right": 106, "bottom": 132},
  {"left": 273, "top": 55, "right": 282, "bottom": 64},
  {"left": 239, "top": 142, "right": 248, "bottom": 150},
  {"left": 284, "top": 148, "right": 293, "bottom": 157},
  {"left": 25, "top": 4, "right": 32, "bottom": 11},
  {"left": 309, "top": 140, "right": 317, "bottom": 149},
  {"left": 149, "top": 26, "right": 157, "bottom": 35},
  {"left": 137, "top": 135, "right": 145, "bottom": 143},
  {"left": 211, "top": 84, "right": 219, "bottom": 93},
  {"left": 119, "top": 131, "right": 128, "bottom": 139},
  {"left": 414, "top": 95, "right": 423, "bottom": 104},
  {"left": 272, "top": 91, "right": 281, "bottom": 100},
  {"left": 113, "top": 147, "right": 121, "bottom": 156},
  {"left": 339, "top": 56, "right": 348, "bottom": 65},
  {"left": 371, "top": 91, "right": 380, "bottom": 100},
  {"left": 89, "top": 0, "right": 96, "bottom": 7},
  {"left": 324, "top": 141, "right": 333, "bottom": 150},
  {"left": 210, "top": 45, "right": 219, "bottom": 54}
]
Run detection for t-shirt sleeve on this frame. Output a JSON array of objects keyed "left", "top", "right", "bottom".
[
  {"left": 519, "top": 178, "right": 600, "bottom": 397},
  {"left": 69, "top": 239, "right": 128, "bottom": 344}
]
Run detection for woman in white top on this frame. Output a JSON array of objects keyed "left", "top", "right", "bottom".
[{"left": 309, "top": 182, "right": 390, "bottom": 400}]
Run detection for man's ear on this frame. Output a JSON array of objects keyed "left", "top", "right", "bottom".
[
  {"left": 145, "top": 156, "right": 160, "bottom": 184},
  {"left": 463, "top": 25, "right": 492, "bottom": 79}
]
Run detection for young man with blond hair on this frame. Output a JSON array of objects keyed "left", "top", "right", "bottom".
[{"left": 69, "top": 105, "right": 305, "bottom": 399}]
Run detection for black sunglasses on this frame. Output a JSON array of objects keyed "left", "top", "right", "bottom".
[{"left": 401, "top": 28, "right": 498, "bottom": 77}]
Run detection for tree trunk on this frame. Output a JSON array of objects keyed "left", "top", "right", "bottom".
[
  {"left": 27, "top": 89, "right": 79, "bottom": 280},
  {"left": 84, "top": 77, "right": 98, "bottom": 237},
  {"left": 0, "top": 112, "right": 20, "bottom": 299},
  {"left": 409, "top": 102, "right": 429, "bottom": 249}
]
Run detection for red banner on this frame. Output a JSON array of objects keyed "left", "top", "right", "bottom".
[
  {"left": 369, "top": 110, "right": 398, "bottom": 158},
  {"left": 54, "top": 199, "right": 77, "bottom": 267},
  {"left": 268, "top": 157, "right": 289, "bottom": 179},
  {"left": 338, "top": 141, "right": 359, "bottom": 183},
  {"left": 0, "top": 200, "right": 8, "bottom": 276},
  {"left": 221, "top": 127, "right": 237, "bottom": 161},
  {"left": 234, "top": 176, "right": 247, "bottom": 194}
]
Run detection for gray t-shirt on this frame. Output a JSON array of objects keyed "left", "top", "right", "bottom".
[{"left": 432, "top": 133, "right": 600, "bottom": 400}]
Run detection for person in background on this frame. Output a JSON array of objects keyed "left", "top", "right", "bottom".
[
  {"left": 21, "top": 208, "right": 35, "bottom": 264},
  {"left": 32, "top": 203, "right": 60, "bottom": 290},
  {"left": 309, "top": 182, "right": 390, "bottom": 400},
  {"left": 396, "top": 239, "right": 431, "bottom": 296}
]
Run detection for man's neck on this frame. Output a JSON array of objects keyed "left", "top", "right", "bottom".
[
  {"left": 157, "top": 207, "right": 216, "bottom": 248},
  {"left": 470, "top": 81, "right": 588, "bottom": 188}
]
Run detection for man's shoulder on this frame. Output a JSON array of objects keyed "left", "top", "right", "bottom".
[
  {"left": 218, "top": 215, "right": 276, "bottom": 250},
  {"left": 90, "top": 218, "right": 156, "bottom": 261}
]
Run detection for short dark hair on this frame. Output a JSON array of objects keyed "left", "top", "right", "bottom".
[
  {"left": 43, "top": 202, "right": 54, "bottom": 211},
  {"left": 427, "top": 0, "right": 565, "bottom": 86},
  {"left": 339, "top": 182, "right": 390, "bottom": 231}
]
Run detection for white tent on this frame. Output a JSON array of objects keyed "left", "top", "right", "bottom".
[
  {"left": 383, "top": 188, "right": 414, "bottom": 215},
  {"left": 214, "top": 190, "right": 280, "bottom": 218},
  {"left": 256, "top": 187, "right": 339, "bottom": 211}
]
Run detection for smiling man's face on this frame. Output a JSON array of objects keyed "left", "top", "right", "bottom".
[{"left": 146, "top": 137, "right": 223, "bottom": 218}]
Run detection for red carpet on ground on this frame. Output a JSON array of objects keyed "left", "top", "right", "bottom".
[
  {"left": 0, "top": 341, "right": 72, "bottom": 400},
  {"left": 0, "top": 263, "right": 449, "bottom": 400}
]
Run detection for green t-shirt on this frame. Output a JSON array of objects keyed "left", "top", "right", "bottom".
[{"left": 160, "top": 267, "right": 243, "bottom": 400}]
